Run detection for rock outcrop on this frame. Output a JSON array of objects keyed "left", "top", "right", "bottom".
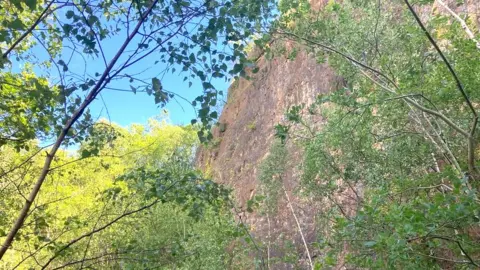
[
  {"left": 196, "top": 47, "right": 343, "bottom": 267},
  {"left": 196, "top": 0, "right": 480, "bottom": 268}
]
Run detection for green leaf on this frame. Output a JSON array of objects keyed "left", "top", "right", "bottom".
[
  {"left": 232, "top": 63, "right": 243, "bottom": 74},
  {"left": 66, "top": 10, "right": 75, "bottom": 19},
  {"left": 62, "top": 24, "right": 73, "bottom": 36},
  {"left": 25, "top": 0, "right": 37, "bottom": 10},
  {"left": 10, "top": 18, "right": 26, "bottom": 30},
  {"left": 152, "top": 78, "right": 162, "bottom": 92},
  {"left": 189, "top": 53, "right": 196, "bottom": 63},
  {"left": 202, "top": 82, "right": 213, "bottom": 90},
  {"left": 87, "top": 15, "right": 99, "bottom": 25},
  {"left": 11, "top": 0, "right": 23, "bottom": 11}
]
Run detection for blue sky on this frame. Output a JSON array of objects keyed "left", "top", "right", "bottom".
[
  {"left": 60, "top": 35, "right": 231, "bottom": 128},
  {"left": 87, "top": 62, "right": 229, "bottom": 127},
  {"left": 74, "top": 34, "right": 231, "bottom": 127},
  {"left": 15, "top": 4, "right": 235, "bottom": 129}
]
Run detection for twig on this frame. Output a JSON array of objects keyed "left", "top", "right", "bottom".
[
  {"left": 435, "top": 0, "right": 480, "bottom": 50},
  {"left": 0, "top": 144, "right": 53, "bottom": 179},
  {"left": 231, "top": 204, "right": 267, "bottom": 269},
  {"left": 277, "top": 30, "right": 398, "bottom": 88},
  {"left": 266, "top": 210, "right": 271, "bottom": 270},
  {"left": 283, "top": 185, "right": 313, "bottom": 270},
  {"left": 359, "top": 69, "right": 469, "bottom": 137},
  {"left": 2, "top": 1, "right": 55, "bottom": 59},
  {"left": 41, "top": 199, "right": 161, "bottom": 269},
  {"left": 79, "top": 200, "right": 110, "bottom": 269},
  {"left": 411, "top": 234, "right": 479, "bottom": 267}
]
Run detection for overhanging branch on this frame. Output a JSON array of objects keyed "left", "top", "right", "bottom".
[{"left": 404, "top": 0, "right": 478, "bottom": 127}]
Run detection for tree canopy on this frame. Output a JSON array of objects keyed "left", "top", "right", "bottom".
[{"left": 0, "top": 0, "right": 275, "bottom": 263}]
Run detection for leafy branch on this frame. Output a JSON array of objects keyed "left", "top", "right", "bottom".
[
  {"left": 278, "top": 30, "right": 478, "bottom": 179},
  {"left": 41, "top": 199, "right": 161, "bottom": 269},
  {"left": 1, "top": 0, "right": 55, "bottom": 60},
  {"left": 0, "top": 0, "right": 160, "bottom": 259},
  {"left": 404, "top": 0, "right": 478, "bottom": 176}
]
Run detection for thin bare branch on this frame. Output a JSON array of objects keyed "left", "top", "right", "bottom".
[
  {"left": 436, "top": 0, "right": 480, "bottom": 50},
  {"left": 404, "top": 0, "right": 478, "bottom": 124},
  {"left": 276, "top": 30, "right": 398, "bottom": 88},
  {"left": 359, "top": 69, "right": 470, "bottom": 138},
  {"left": 2, "top": 1, "right": 55, "bottom": 59},
  {"left": 0, "top": 143, "right": 53, "bottom": 179},
  {"left": 283, "top": 185, "right": 313, "bottom": 270}
]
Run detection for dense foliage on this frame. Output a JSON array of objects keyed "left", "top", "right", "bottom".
[
  {"left": 269, "top": 0, "right": 480, "bottom": 268},
  {"left": 0, "top": 0, "right": 274, "bottom": 265},
  {"left": 0, "top": 119, "right": 260, "bottom": 269}
]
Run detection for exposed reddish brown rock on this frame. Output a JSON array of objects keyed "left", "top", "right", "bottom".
[
  {"left": 196, "top": 0, "right": 480, "bottom": 268},
  {"left": 196, "top": 48, "right": 343, "bottom": 267}
]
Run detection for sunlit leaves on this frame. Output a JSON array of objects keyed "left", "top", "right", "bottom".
[
  {"left": 0, "top": 119, "right": 241, "bottom": 268},
  {"left": 79, "top": 123, "right": 120, "bottom": 158}
]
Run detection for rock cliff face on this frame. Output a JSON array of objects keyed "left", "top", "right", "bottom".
[
  {"left": 196, "top": 47, "right": 343, "bottom": 267},
  {"left": 196, "top": 0, "right": 480, "bottom": 268},
  {"left": 197, "top": 50, "right": 341, "bottom": 205}
]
